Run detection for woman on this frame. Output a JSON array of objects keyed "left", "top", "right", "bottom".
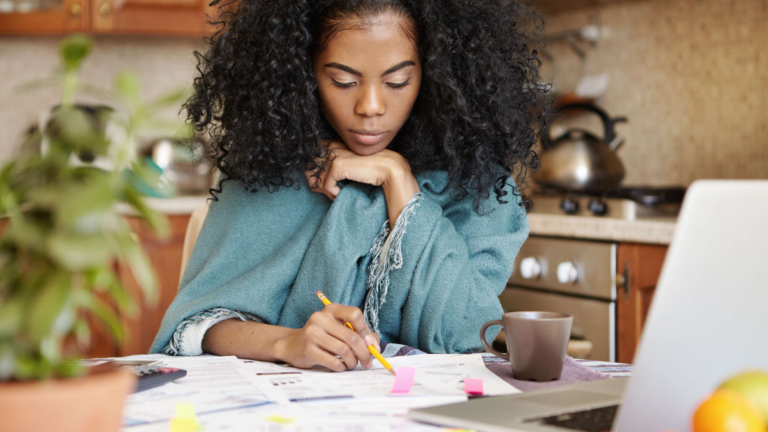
[{"left": 150, "top": 0, "right": 550, "bottom": 372}]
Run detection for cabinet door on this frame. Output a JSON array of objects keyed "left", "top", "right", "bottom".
[
  {"left": 116, "top": 214, "right": 190, "bottom": 356},
  {"left": 616, "top": 243, "right": 668, "bottom": 364},
  {"left": 0, "top": 0, "right": 88, "bottom": 35},
  {"left": 90, "top": 0, "right": 210, "bottom": 36}
]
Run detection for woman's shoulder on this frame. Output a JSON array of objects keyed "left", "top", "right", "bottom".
[
  {"left": 415, "top": 169, "right": 527, "bottom": 233},
  {"left": 209, "top": 178, "right": 331, "bottom": 222}
]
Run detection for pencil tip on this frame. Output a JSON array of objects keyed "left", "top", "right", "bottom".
[{"left": 389, "top": 368, "right": 397, "bottom": 376}]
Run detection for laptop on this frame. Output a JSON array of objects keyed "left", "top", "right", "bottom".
[{"left": 410, "top": 180, "right": 768, "bottom": 432}]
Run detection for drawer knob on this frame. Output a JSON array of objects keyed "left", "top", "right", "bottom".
[
  {"left": 557, "top": 261, "right": 579, "bottom": 284},
  {"left": 520, "top": 257, "right": 542, "bottom": 279}
]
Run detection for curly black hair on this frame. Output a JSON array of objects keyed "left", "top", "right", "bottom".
[{"left": 186, "top": 0, "right": 552, "bottom": 213}]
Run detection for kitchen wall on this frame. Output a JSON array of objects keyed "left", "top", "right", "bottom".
[
  {"left": 1, "top": 0, "right": 767, "bottom": 186},
  {"left": 541, "top": 0, "right": 768, "bottom": 186},
  {"left": 0, "top": 36, "right": 202, "bottom": 162}
]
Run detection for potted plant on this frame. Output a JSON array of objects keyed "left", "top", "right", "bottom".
[{"left": 0, "top": 35, "right": 192, "bottom": 431}]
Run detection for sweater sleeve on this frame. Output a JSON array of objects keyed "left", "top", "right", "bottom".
[
  {"left": 386, "top": 180, "right": 529, "bottom": 354},
  {"left": 162, "top": 307, "right": 264, "bottom": 356}
]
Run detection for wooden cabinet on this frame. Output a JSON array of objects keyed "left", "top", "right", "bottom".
[
  {"left": 90, "top": 0, "right": 210, "bottom": 36},
  {"left": 115, "top": 214, "right": 190, "bottom": 356},
  {"left": 616, "top": 242, "right": 668, "bottom": 364},
  {"left": 82, "top": 214, "right": 191, "bottom": 358},
  {"left": 0, "top": 0, "right": 211, "bottom": 36},
  {"left": 0, "top": 0, "right": 88, "bottom": 35}
]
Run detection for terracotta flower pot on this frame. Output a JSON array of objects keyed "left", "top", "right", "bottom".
[{"left": 0, "top": 368, "right": 136, "bottom": 432}]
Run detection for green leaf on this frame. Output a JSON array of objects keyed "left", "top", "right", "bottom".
[
  {"left": 87, "top": 295, "right": 124, "bottom": 342},
  {"left": 114, "top": 72, "right": 142, "bottom": 109},
  {"left": 7, "top": 214, "right": 48, "bottom": 252},
  {"left": 139, "top": 118, "right": 195, "bottom": 141},
  {"left": 59, "top": 34, "right": 92, "bottom": 72},
  {"left": 46, "top": 106, "right": 108, "bottom": 156},
  {"left": 146, "top": 88, "right": 191, "bottom": 112},
  {"left": 115, "top": 231, "right": 157, "bottom": 305},
  {"left": 46, "top": 233, "right": 112, "bottom": 270},
  {"left": 56, "top": 177, "right": 114, "bottom": 233},
  {"left": 0, "top": 299, "right": 23, "bottom": 337},
  {"left": 28, "top": 272, "right": 71, "bottom": 343},
  {"left": 108, "top": 279, "right": 136, "bottom": 315},
  {"left": 54, "top": 360, "right": 83, "bottom": 378},
  {"left": 0, "top": 341, "right": 16, "bottom": 380},
  {"left": 124, "top": 159, "right": 175, "bottom": 199},
  {"left": 73, "top": 318, "right": 91, "bottom": 347},
  {"left": 123, "top": 181, "right": 170, "bottom": 239}
]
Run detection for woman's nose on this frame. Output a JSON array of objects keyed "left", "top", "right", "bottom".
[{"left": 355, "top": 84, "right": 386, "bottom": 118}]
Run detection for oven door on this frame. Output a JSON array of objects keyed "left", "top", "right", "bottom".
[{"left": 499, "top": 287, "right": 616, "bottom": 362}]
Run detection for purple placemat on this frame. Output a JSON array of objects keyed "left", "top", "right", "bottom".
[
  {"left": 482, "top": 355, "right": 612, "bottom": 392},
  {"left": 381, "top": 343, "right": 632, "bottom": 392}
]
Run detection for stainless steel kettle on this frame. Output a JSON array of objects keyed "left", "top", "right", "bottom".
[{"left": 534, "top": 103, "right": 627, "bottom": 191}]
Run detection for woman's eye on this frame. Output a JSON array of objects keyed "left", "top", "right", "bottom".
[
  {"left": 387, "top": 80, "right": 410, "bottom": 89},
  {"left": 331, "top": 80, "right": 355, "bottom": 88}
]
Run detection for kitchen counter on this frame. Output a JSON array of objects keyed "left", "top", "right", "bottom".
[
  {"left": 527, "top": 213, "right": 677, "bottom": 245},
  {"left": 118, "top": 195, "right": 209, "bottom": 216},
  {"left": 121, "top": 196, "right": 677, "bottom": 244}
]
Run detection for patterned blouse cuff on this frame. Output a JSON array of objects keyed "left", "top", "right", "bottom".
[
  {"left": 363, "top": 192, "right": 422, "bottom": 334},
  {"left": 162, "top": 307, "right": 263, "bottom": 356}
]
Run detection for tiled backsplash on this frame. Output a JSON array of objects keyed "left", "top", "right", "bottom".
[
  {"left": 1, "top": 0, "right": 766, "bottom": 186},
  {"left": 0, "top": 36, "right": 202, "bottom": 162},
  {"left": 541, "top": 0, "right": 768, "bottom": 186}
]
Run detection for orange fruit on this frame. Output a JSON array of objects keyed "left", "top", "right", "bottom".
[{"left": 693, "top": 389, "right": 765, "bottom": 432}]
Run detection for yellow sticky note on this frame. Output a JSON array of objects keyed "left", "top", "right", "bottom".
[
  {"left": 176, "top": 403, "right": 196, "bottom": 420},
  {"left": 170, "top": 418, "right": 199, "bottom": 432},
  {"left": 265, "top": 415, "right": 296, "bottom": 424},
  {"left": 169, "top": 403, "right": 200, "bottom": 432}
]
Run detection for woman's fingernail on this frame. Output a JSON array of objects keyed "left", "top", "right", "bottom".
[{"left": 365, "top": 335, "right": 373, "bottom": 346}]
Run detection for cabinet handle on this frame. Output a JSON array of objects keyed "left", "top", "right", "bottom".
[
  {"left": 70, "top": 2, "right": 81, "bottom": 17},
  {"left": 616, "top": 260, "right": 631, "bottom": 302},
  {"left": 99, "top": 1, "right": 111, "bottom": 17}
]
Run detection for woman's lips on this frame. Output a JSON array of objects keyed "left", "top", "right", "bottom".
[{"left": 350, "top": 130, "right": 388, "bottom": 145}]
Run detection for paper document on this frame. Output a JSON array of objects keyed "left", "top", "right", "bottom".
[
  {"left": 122, "top": 383, "right": 269, "bottom": 427},
  {"left": 237, "top": 353, "right": 518, "bottom": 402},
  {"left": 125, "top": 394, "right": 467, "bottom": 432}
]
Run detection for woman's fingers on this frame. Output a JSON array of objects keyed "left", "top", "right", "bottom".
[
  {"left": 324, "top": 304, "right": 377, "bottom": 349},
  {"left": 308, "top": 345, "right": 347, "bottom": 372},
  {"left": 314, "top": 330, "right": 361, "bottom": 371},
  {"left": 319, "top": 316, "right": 373, "bottom": 368},
  {"left": 323, "top": 169, "right": 342, "bottom": 199}
]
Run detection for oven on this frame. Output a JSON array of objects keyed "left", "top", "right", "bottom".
[{"left": 500, "top": 236, "right": 617, "bottom": 362}]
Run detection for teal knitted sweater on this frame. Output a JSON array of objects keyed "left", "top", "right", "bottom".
[{"left": 150, "top": 170, "right": 528, "bottom": 354}]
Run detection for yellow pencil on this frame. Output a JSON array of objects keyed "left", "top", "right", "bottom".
[{"left": 315, "top": 291, "right": 396, "bottom": 376}]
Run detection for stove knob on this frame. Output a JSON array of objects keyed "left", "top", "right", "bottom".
[
  {"left": 557, "top": 261, "right": 579, "bottom": 284},
  {"left": 560, "top": 197, "right": 580, "bottom": 215},
  {"left": 519, "top": 257, "right": 542, "bottom": 279},
  {"left": 588, "top": 199, "right": 608, "bottom": 216}
]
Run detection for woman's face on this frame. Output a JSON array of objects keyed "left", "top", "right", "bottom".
[{"left": 314, "top": 14, "right": 421, "bottom": 156}]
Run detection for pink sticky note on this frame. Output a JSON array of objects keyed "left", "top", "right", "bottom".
[
  {"left": 391, "top": 367, "right": 416, "bottom": 393},
  {"left": 464, "top": 378, "right": 484, "bottom": 395}
]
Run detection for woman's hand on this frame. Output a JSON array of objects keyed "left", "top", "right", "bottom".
[
  {"left": 274, "top": 303, "right": 381, "bottom": 372},
  {"left": 305, "top": 140, "right": 409, "bottom": 201},
  {"left": 306, "top": 140, "right": 421, "bottom": 227}
]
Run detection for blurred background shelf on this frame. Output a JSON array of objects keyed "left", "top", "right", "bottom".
[{"left": 0, "top": 0, "right": 213, "bottom": 36}]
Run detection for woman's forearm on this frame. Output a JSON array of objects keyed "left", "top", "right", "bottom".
[
  {"left": 201, "top": 318, "right": 295, "bottom": 362},
  {"left": 381, "top": 165, "right": 421, "bottom": 227}
]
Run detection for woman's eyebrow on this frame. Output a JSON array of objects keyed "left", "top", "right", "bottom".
[{"left": 324, "top": 60, "right": 416, "bottom": 78}]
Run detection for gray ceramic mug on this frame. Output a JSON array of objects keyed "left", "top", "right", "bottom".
[{"left": 480, "top": 311, "right": 573, "bottom": 382}]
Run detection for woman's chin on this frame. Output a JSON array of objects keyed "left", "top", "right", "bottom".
[{"left": 346, "top": 141, "right": 388, "bottom": 156}]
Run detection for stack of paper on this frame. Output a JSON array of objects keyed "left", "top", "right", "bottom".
[{"left": 117, "top": 353, "right": 519, "bottom": 431}]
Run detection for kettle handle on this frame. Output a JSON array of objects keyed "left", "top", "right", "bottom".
[{"left": 541, "top": 103, "right": 627, "bottom": 150}]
